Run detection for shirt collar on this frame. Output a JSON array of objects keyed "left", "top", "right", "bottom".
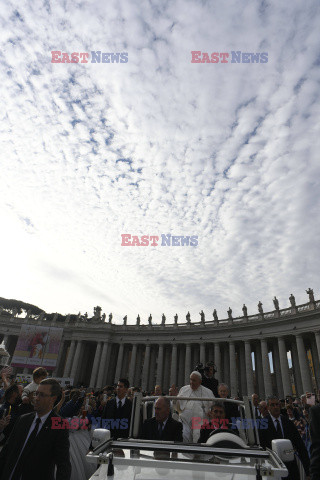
[
  {"left": 35, "top": 410, "right": 52, "bottom": 425},
  {"left": 116, "top": 396, "right": 125, "bottom": 405},
  {"left": 270, "top": 413, "right": 281, "bottom": 425}
]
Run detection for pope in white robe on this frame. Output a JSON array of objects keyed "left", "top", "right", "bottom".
[{"left": 174, "top": 371, "right": 214, "bottom": 442}]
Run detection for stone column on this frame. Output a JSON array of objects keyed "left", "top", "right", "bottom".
[
  {"left": 185, "top": 343, "right": 191, "bottom": 383},
  {"left": 170, "top": 344, "right": 178, "bottom": 386},
  {"left": 53, "top": 340, "right": 65, "bottom": 377},
  {"left": 128, "top": 344, "right": 137, "bottom": 386},
  {"left": 214, "top": 342, "right": 222, "bottom": 383},
  {"left": 156, "top": 345, "right": 164, "bottom": 386},
  {"left": 260, "top": 339, "right": 273, "bottom": 396},
  {"left": 244, "top": 341, "right": 254, "bottom": 396},
  {"left": 114, "top": 344, "right": 124, "bottom": 382},
  {"left": 272, "top": 341, "right": 284, "bottom": 399},
  {"left": 295, "top": 334, "right": 312, "bottom": 393},
  {"left": 254, "top": 343, "right": 265, "bottom": 398},
  {"left": 63, "top": 340, "right": 76, "bottom": 378},
  {"left": 96, "top": 342, "right": 110, "bottom": 388},
  {"left": 229, "top": 341, "right": 237, "bottom": 397},
  {"left": 70, "top": 340, "right": 82, "bottom": 383},
  {"left": 239, "top": 343, "right": 247, "bottom": 396},
  {"left": 278, "top": 337, "right": 292, "bottom": 396},
  {"left": 148, "top": 346, "right": 157, "bottom": 391},
  {"left": 163, "top": 346, "right": 171, "bottom": 392},
  {"left": 224, "top": 345, "right": 230, "bottom": 386},
  {"left": 315, "top": 332, "right": 320, "bottom": 366},
  {"left": 291, "top": 340, "right": 303, "bottom": 396},
  {"left": 178, "top": 346, "right": 185, "bottom": 387},
  {"left": 141, "top": 345, "right": 151, "bottom": 391},
  {"left": 89, "top": 341, "right": 103, "bottom": 387},
  {"left": 200, "top": 343, "right": 206, "bottom": 364}
]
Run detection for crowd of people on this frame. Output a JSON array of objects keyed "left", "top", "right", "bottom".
[{"left": 0, "top": 364, "right": 320, "bottom": 479}]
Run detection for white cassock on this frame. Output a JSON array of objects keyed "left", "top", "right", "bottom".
[{"left": 175, "top": 385, "right": 214, "bottom": 442}]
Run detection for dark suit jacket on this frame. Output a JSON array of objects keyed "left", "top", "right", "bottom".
[
  {"left": 309, "top": 403, "right": 320, "bottom": 480},
  {"left": 142, "top": 415, "right": 183, "bottom": 442},
  {"left": 0, "top": 411, "right": 71, "bottom": 480},
  {"left": 259, "top": 414, "right": 310, "bottom": 479},
  {"left": 102, "top": 397, "right": 132, "bottom": 439}
]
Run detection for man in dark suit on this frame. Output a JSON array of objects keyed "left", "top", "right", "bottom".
[
  {"left": 309, "top": 402, "right": 320, "bottom": 480},
  {"left": 102, "top": 378, "right": 132, "bottom": 439},
  {"left": 0, "top": 378, "right": 71, "bottom": 480},
  {"left": 259, "top": 395, "right": 310, "bottom": 480},
  {"left": 142, "top": 397, "right": 183, "bottom": 441},
  {"left": 252, "top": 394, "right": 261, "bottom": 419}
]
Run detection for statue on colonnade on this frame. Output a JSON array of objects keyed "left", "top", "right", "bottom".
[
  {"left": 306, "top": 288, "right": 315, "bottom": 303},
  {"left": 289, "top": 294, "right": 296, "bottom": 308}
]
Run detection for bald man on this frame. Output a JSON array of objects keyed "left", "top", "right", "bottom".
[
  {"left": 171, "top": 371, "right": 214, "bottom": 442},
  {"left": 142, "top": 397, "right": 183, "bottom": 442}
]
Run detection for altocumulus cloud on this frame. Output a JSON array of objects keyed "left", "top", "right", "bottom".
[{"left": 0, "top": 0, "right": 320, "bottom": 322}]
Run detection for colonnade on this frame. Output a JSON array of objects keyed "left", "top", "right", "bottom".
[{"left": 49, "top": 331, "right": 320, "bottom": 397}]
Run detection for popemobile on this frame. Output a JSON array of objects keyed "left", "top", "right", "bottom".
[{"left": 86, "top": 394, "right": 300, "bottom": 480}]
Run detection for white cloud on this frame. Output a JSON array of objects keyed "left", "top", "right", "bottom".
[{"left": 0, "top": 0, "right": 319, "bottom": 324}]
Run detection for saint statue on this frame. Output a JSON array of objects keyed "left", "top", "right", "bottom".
[
  {"left": 186, "top": 311, "right": 191, "bottom": 323},
  {"left": 148, "top": 314, "right": 152, "bottom": 325},
  {"left": 306, "top": 288, "right": 315, "bottom": 303},
  {"left": 199, "top": 310, "right": 205, "bottom": 323},
  {"left": 108, "top": 313, "right": 112, "bottom": 323},
  {"left": 273, "top": 297, "right": 279, "bottom": 310},
  {"left": 227, "top": 307, "right": 233, "bottom": 319},
  {"left": 289, "top": 294, "right": 296, "bottom": 308},
  {"left": 242, "top": 304, "right": 248, "bottom": 317},
  {"left": 174, "top": 313, "right": 178, "bottom": 324},
  {"left": 136, "top": 314, "right": 140, "bottom": 325},
  {"left": 123, "top": 315, "right": 127, "bottom": 325},
  {"left": 162, "top": 314, "right": 166, "bottom": 325},
  {"left": 258, "top": 301, "right": 263, "bottom": 314}
]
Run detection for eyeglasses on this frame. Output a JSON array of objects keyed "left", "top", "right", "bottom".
[{"left": 33, "top": 392, "right": 52, "bottom": 398}]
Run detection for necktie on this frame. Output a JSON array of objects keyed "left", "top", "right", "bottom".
[
  {"left": 275, "top": 419, "right": 283, "bottom": 438},
  {"left": 12, "top": 418, "right": 41, "bottom": 479},
  {"left": 255, "top": 407, "right": 260, "bottom": 418},
  {"left": 117, "top": 400, "right": 122, "bottom": 410},
  {"left": 158, "top": 422, "right": 164, "bottom": 438}
]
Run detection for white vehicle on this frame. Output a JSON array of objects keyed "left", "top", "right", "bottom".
[{"left": 86, "top": 394, "right": 293, "bottom": 480}]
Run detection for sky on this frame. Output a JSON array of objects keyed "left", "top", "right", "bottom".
[{"left": 0, "top": 0, "right": 320, "bottom": 324}]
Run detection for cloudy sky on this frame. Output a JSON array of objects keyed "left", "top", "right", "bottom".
[{"left": 0, "top": 0, "right": 320, "bottom": 324}]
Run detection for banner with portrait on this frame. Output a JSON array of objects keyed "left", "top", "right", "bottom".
[{"left": 11, "top": 324, "right": 63, "bottom": 370}]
